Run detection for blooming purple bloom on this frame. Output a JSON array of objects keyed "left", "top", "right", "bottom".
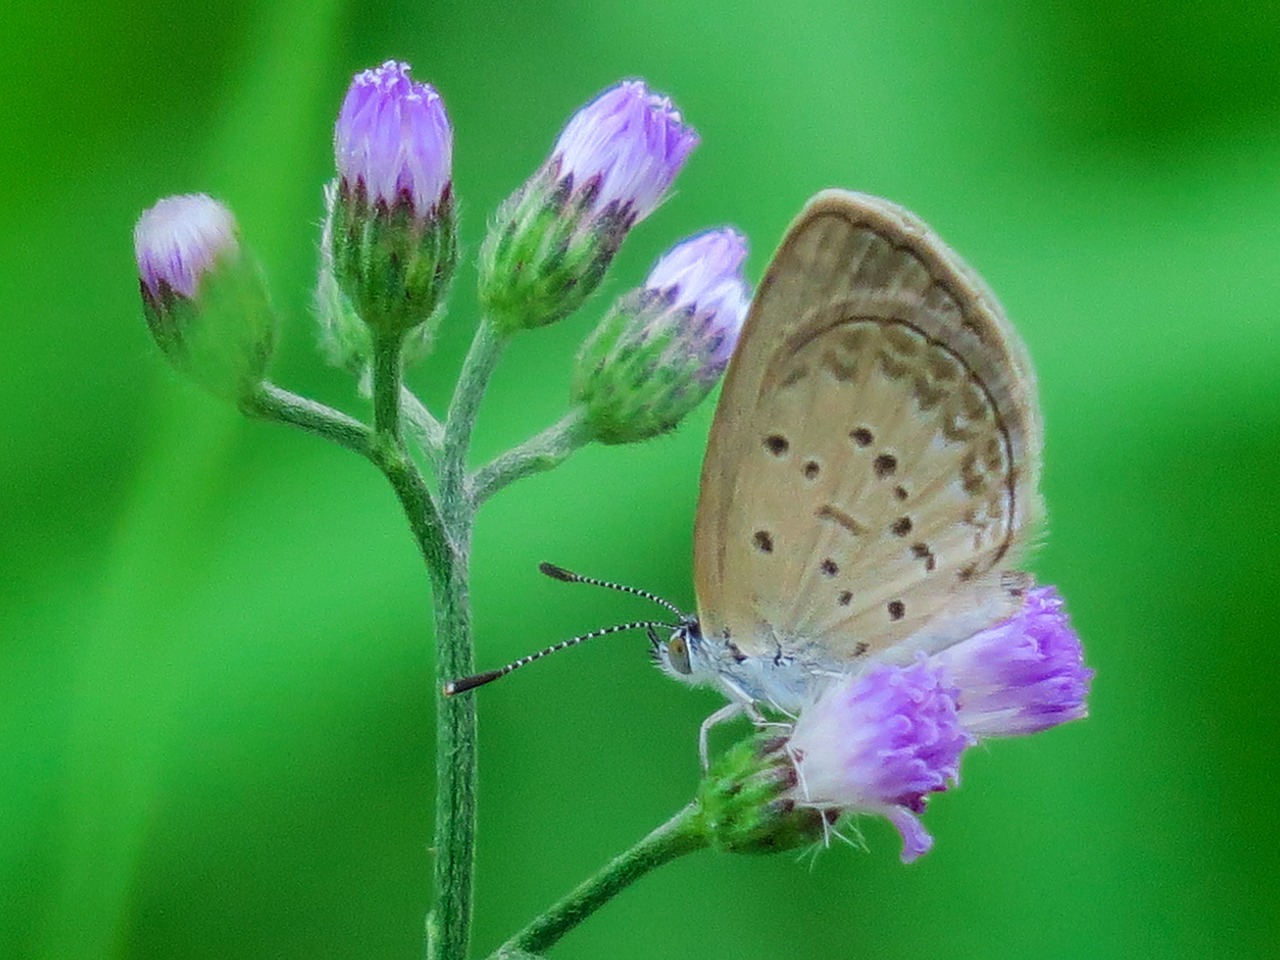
[
  {"left": 642, "top": 228, "right": 749, "bottom": 376},
  {"left": 933, "top": 586, "right": 1093, "bottom": 738},
  {"left": 787, "top": 658, "right": 973, "bottom": 863},
  {"left": 334, "top": 60, "right": 452, "bottom": 217},
  {"left": 134, "top": 194, "right": 238, "bottom": 302},
  {"left": 553, "top": 80, "right": 699, "bottom": 222}
]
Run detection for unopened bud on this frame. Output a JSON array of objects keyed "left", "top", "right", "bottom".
[
  {"left": 480, "top": 80, "right": 698, "bottom": 333},
  {"left": 573, "top": 228, "right": 748, "bottom": 444},
  {"left": 329, "top": 60, "right": 457, "bottom": 340},
  {"left": 134, "top": 194, "right": 275, "bottom": 401}
]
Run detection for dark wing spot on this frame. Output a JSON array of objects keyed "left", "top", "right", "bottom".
[
  {"left": 763, "top": 434, "right": 790, "bottom": 456},
  {"left": 803, "top": 460, "right": 820, "bottom": 479},
  {"left": 911, "top": 542, "right": 937, "bottom": 572},
  {"left": 837, "top": 590, "right": 853, "bottom": 606},
  {"left": 820, "top": 558, "right": 838, "bottom": 577},
  {"left": 957, "top": 564, "right": 976, "bottom": 582},
  {"left": 890, "top": 516, "right": 913, "bottom": 537},
  {"left": 887, "top": 600, "right": 905, "bottom": 621},
  {"left": 850, "top": 427, "right": 874, "bottom": 447},
  {"left": 853, "top": 641, "right": 869, "bottom": 656},
  {"left": 753, "top": 531, "right": 774, "bottom": 554},
  {"left": 874, "top": 454, "right": 898, "bottom": 478},
  {"left": 894, "top": 485, "right": 909, "bottom": 501}
]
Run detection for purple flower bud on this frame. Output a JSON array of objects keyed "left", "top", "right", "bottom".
[
  {"left": 479, "top": 79, "right": 698, "bottom": 332},
  {"left": 334, "top": 60, "right": 452, "bottom": 217},
  {"left": 933, "top": 586, "right": 1093, "bottom": 738},
  {"left": 573, "top": 228, "right": 750, "bottom": 445},
  {"left": 788, "top": 658, "right": 974, "bottom": 863},
  {"left": 134, "top": 193, "right": 238, "bottom": 303},
  {"left": 329, "top": 61, "right": 458, "bottom": 338},
  {"left": 134, "top": 194, "right": 275, "bottom": 401},
  {"left": 553, "top": 80, "right": 699, "bottom": 222},
  {"left": 643, "top": 228, "right": 749, "bottom": 376}
]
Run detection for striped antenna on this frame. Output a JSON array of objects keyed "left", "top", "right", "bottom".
[
  {"left": 442, "top": 620, "right": 677, "bottom": 696},
  {"left": 538, "top": 561, "right": 685, "bottom": 617}
]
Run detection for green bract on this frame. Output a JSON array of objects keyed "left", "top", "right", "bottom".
[
  {"left": 329, "top": 181, "right": 458, "bottom": 340},
  {"left": 479, "top": 165, "right": 630, "bottom": 334}
]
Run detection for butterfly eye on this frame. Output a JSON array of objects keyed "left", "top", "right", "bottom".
[{"left": 666, "top": 634, "right": 692, "bottom": 675}]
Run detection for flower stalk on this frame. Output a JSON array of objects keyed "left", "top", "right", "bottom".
[{"left": 494, "top": 805, "right": 706, "bottom": 958}]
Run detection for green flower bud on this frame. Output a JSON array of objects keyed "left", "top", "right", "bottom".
[
  {"left": 134, "top": 194, "right": 276, "bottom": 402},
  {"left": 573, "top": 229, "right": 749, "bottom": 445},
  {"left": 316, "top": 183, "right": 435, "bottom": 393},
  {"left": 693, "top": 734, "right": 829, "bottom": 855}
]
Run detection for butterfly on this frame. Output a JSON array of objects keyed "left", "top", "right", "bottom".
[
  {"left": 647, "top": 189, "right": 1042, "bottom": 747},
  {"left": 447, "top": 190, "right": 1042, "bottom": 759}
]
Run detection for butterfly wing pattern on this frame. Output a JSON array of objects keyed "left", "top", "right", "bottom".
[{"left": 689, "top": 190, "right": 1044, "bottom": 711}]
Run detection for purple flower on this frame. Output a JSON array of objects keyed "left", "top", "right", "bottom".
[
  {"left": 933, "top": 586, "right": 1093, "bottom": 738},
  {"left": 553, "top": 80, "right": 699, "bottom": 222},
  {"left": 334, "top": 60, "right": 452, "bottom": 217},
  {"left": 643, "top": 228, "right": 749, "bottom": 376},
  {"left": 787, "top": 658, "right": 973, "bottom": 863},
  {"left": 134, "top": 193, "right": 238, "bottom": 302}
]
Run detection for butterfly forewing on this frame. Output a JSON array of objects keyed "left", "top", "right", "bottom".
[{"left": 694, "top": 190, "right": 1043, "bottom": 668}]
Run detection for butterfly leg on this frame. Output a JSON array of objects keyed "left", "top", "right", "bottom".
[{"left": 699, "top": 701, "right": 745, "bottom": 771}]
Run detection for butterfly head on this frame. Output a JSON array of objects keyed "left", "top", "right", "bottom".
[{"left": 652, "top": 615, "right": 716, "bottom": 685}]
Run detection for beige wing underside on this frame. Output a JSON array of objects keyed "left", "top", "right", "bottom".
[{"left": 693, "top": 190, "right": 1043, "bottom": 665}]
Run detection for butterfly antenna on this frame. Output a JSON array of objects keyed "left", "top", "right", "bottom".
[
  {"left": 442, "top": 620, "right": 677, "bottom": 696},
  {"left": 538, "top": 561, "right": 685, "bottom": 617}
]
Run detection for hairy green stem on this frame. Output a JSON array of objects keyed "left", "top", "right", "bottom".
[
  {"left": 441, "top": 318, "right": 504, "bottom": 492},
  {"left": 469, "top": 407, "right": 590, "bottom": 506},
  {"left": 242, "top": 382, "right": 372, "bottom": 456},
  {"left": 403, "top": 387, "right": 445, "bottom": 461},
  {"left": 426, "top": 316, "right": 506, "bottom": 960},
  {"left": 369, "top": 440, "right": 451, "bottom": 582},
  {"left": 372, "top": 332, "right": 404, "bottom": 438},
  {"left": 495, "top": 805, "right": 706, "bottom": 957}
]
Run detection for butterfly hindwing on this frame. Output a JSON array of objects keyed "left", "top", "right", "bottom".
[{"left": 693, "top": 190, "right": 1043, "bottom": 668}]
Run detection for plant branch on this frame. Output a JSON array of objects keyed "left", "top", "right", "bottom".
[
  {"left": 494, "top": 805, "right": 706, "bottom": 957},
  {"left": 241, "top": 381, "right": 372, "bottom": 456},
  {"left": 368, "top": 439, "right": 452, "bottom": 583},
  {"left": 469, "top": 407, "right": 590, "bottom": 506},
  {"left": 402, "top": 387, "right": 445, "bottom": 460},
  {"left": 426, "top": 315, "right": 507, "bottom": 960},
  {"left": 440, "top": 317, "right": 504, "bottom": 498}
]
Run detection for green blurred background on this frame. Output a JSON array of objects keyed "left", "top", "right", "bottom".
[{"left": 4, "top": 0, "right": 1279, "bottom": 957}]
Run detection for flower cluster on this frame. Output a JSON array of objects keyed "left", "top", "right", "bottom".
[
  {"left": 136, "top": 64, "right": 727, "bottom": 443},
  {"left": 794, "top": 586, "right": 1091, "bottom": 861},
  {"left": 698, "top": 587, "right": 1092, "bottom": 863}
]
